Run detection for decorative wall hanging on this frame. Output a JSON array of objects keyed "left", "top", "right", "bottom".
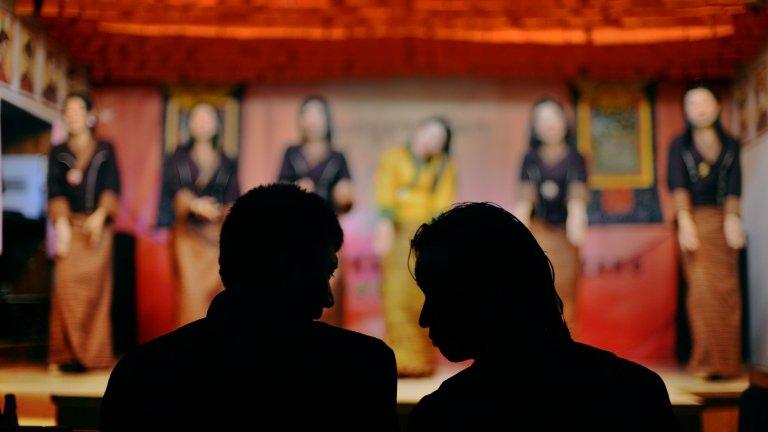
[{"left": 574, "top": 81, "right": 662, "bottom": 224}]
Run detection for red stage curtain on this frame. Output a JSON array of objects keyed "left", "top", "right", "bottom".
[{"left": 93, "top": 87, "right": 176, "bottom": 342}]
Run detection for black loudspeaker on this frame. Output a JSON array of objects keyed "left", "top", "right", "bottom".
[
  {"left": 112, "top": 232, "right": 137, "bottom": 356},
  {"left": 740, "top": 247, "right": 750, "bottom": 363}
]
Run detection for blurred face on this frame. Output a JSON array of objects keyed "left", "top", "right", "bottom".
[
  {"left": 532, "top": 101, "right": 567, "bottom": 146},
  {"left": 411, "top": 120, "right": 447, "bottom": 160},
  {"left": 300, "top": 100, "right": 328, "bottom": 142},
  {"left": 63, "top": 97, "right": 90, "bottom": 136},
  {"left": 685, "top": 88, "right": 720, "bottom": 129},
  {"left": 189, "top": 103, "right": 219, "bottom": 142},
  {"left": 416, "top": 249, "right": 482, "bottom": 362}
]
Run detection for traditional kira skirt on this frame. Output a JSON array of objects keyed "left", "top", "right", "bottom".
[
  {"left": 682, "top": 206, "right": 742, "bottom": 377},
  {"left": 174, "top": 221, "right": 224, "bottom": 327},
  {"left": 381, "top": 221, "right": 434, "bottom": 377},
  {"left": 531, "top": 220, "right": 580, "bottom": 333},
  {"left": 49, "top": 214, "right": 115, "bottom": 368}
]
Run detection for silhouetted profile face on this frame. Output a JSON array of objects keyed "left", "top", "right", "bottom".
[
  {"left": 412, "top": 203, "right": 570, "bottom": 362},
  {"left": 63, "top": 94, "right": 91, "bottom": 136},
  {"left": 189, "top": 103, "right": 219, "bottom": 143},
  {"left": 300, "top": 98, "right": 329, "bottom": 143},
  {"left": 684, "top": 87, "right": 720, "bottom": 129},
  {"left": 532, "top": 100, "right": 567, "bottom": 146},
  {"left": 219, "top": 184, "right": 343, "bottom": 320},
  {"left": 415, "top": 245, "right": 483, "bottom": 361},
  {"left": 411, "top": 119, "right": 448, "bottom": 160}
]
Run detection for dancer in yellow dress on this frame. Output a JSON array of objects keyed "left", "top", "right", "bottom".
[{"left": 374, "top": 117, "right": 456, "bottom": 377}]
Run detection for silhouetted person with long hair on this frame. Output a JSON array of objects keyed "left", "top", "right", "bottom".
[
  {"left": 407, "top": 203, "right": 680, "bottom": 431},
  {"left": 101, "top": 184, "right": 397, "bottom": 431}
]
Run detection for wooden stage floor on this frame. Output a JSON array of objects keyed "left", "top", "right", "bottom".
[{"left": 0, "top": 362, "right": 749, "bottom": 428}]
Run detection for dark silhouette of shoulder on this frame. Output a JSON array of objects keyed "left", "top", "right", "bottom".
[
  {"left": 409, "top": 342, "right": 678, "bottom": 432},
  {"left": 102, "top": 312, "right": 396, "bottom": 431}
]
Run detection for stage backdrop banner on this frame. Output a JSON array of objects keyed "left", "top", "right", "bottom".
[
  {"left": 238, "top": 80, "right": 680, "bottom": 361},
  {"left": 239, "top": 80, "right": 569, "bottom": 338},
  {"left": 575, "top": 81, "right": 662, "bottom": 224},
  {"left": 577, "top": 225, "right": 678, "bottom": 363},
  {"left": 95, "top": 80, "right": 686, "bottom": 360}
]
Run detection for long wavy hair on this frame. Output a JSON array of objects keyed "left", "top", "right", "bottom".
[{"left": 410, "top": 202, "right": 571, "bottom": 348}]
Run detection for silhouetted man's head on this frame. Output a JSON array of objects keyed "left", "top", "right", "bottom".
[
  {"left": 219, "top": 184, "right": 343, "bottom": 320},
  {"left": 411, "top": 203, "right": 570, "bottom": 362}
]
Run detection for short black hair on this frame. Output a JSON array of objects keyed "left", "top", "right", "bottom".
[
  {"left": 411, "top": 202, "right": 570, "bottom": 344},
  {"left": 219, "top": 184, "right": 343, "bottom": 317}
]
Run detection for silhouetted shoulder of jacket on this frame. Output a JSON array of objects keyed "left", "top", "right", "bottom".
[
  {"left": 408, "top": 342, "right": 680, "bottom": 432},
  {"left": 101, "top": 316, "right": 398, "bottom": 431}
]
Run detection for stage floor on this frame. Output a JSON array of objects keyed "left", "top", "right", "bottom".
[{"left": 0, "top": 362, "right": 748, "bottom": 426}]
